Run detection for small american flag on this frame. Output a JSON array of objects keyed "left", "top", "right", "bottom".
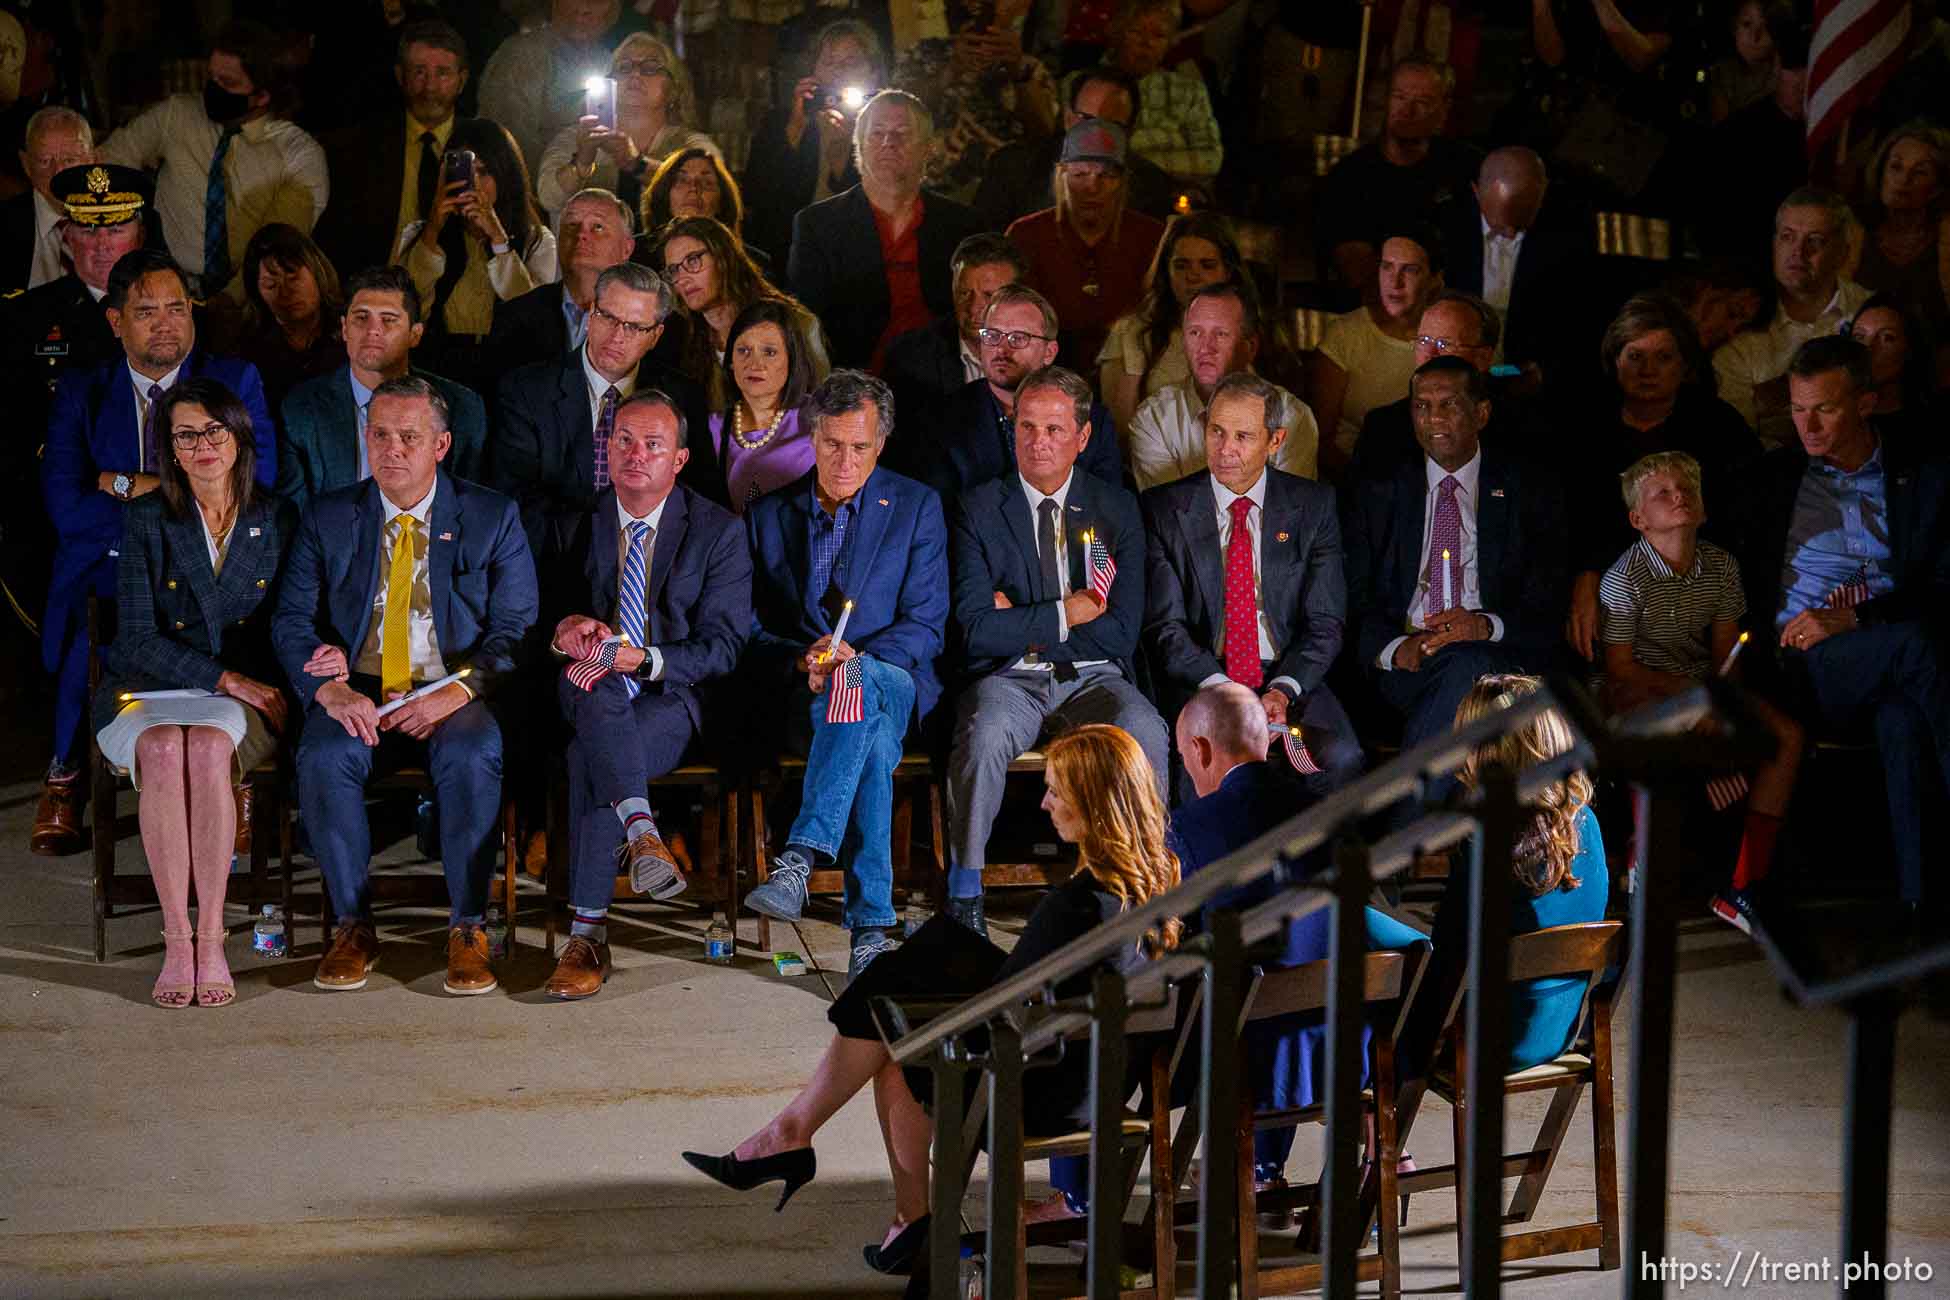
[
  {"left": 1826, "top": 564, "right": 1873, "bottom": 610},
  {"left": 1272, "top": 725, "right": 1322, "bottom": 776},
  {"left": 1084, "top": 530, "right": 1116, "bottom": 603},
  {"left": 565, "top": 639, "right": 620, "bottom": 692},
  {"left": 1705, "top": 772, "right": 1750, "bottom": 813},
  {"left": 825, "top": 656, "right": 864, "bottom": 724}
]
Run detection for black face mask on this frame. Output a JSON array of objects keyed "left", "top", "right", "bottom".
[{"left": 203, "top": 81, "right": 253, "bottom": 125}]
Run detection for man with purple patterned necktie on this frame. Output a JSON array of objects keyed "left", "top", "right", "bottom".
[{"left": 1343, "top": 355, "right": 1569, "bottom": 777}]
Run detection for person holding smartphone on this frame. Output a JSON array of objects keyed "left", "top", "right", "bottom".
[
  {"left": 743, "top": 18, "right": 883, "bottom": 267},
  {"left": 537, "top": 33, "right": 717, "bottom": 224},
  {"left": 394, "top": 119, "right": 557, "bottom": 395}
]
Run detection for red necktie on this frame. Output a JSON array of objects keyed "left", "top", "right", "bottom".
[{"left": 1223, "top": 495, "right": 1262, "bottom": 689}]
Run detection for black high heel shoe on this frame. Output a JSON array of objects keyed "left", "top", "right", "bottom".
[
  {"left": 680, "top": 1147, "right": 817, "bottom": 1212},
  {"left": 863, "top": 1214, "right": 930, "bottom": 1275}
]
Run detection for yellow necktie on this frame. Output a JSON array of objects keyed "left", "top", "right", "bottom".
[{"left": 381, "top": 515, "right": 418, "bottom": 697}]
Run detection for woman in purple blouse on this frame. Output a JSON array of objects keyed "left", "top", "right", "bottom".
[{"left": 708, "top": 299, "right": 819, "bottom": 513}]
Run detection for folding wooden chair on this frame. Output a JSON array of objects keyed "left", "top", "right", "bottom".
[
  {"left": 1229, "top": 944, "right": 1429, "bottom": 1300},
  {"left": 541, "top": 760, "right": 741, "bottom": 953},
  {"left": 85, "top": 597, "right": 289, "bottom": 962},
  {"left": 1407, "top": 920, "right": 1625, "bottom": 1277}
]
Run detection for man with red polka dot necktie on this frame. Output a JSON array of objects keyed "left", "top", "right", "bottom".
[{"left": 1141, "top": 373, "right": 1365, "bottom": 799}]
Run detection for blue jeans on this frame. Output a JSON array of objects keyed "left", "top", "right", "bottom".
[
  {"left": 298, "top": 680, "right": 505, "bottom": 924},
  {"left": 785, "top": 656, "right": 913, "bottom": 930}
]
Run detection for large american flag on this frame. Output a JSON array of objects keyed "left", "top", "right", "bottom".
[{"left": 1808, "top": 1, "right": 1912, "bottom": 154}]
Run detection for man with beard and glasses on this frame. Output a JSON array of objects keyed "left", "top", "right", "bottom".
[
  {"left": 101, "top": 20, "right": 328, "bottom": 301},
  {"left": 33, "top": 249, "right": 277, "bottom": 856},
  {"left": 314, "top": 19, "right": 473, "bottom": 278}
]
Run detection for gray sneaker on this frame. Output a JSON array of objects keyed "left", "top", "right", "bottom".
[
  {"left": 746, "top": 851, "right": 811, "bottom": 921},
  {"left": 848, "top": 929, "right": 900, "bottom": 982}
]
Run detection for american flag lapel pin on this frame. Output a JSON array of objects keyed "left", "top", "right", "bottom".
[
  {"left": 877, "top": 497, "right": 889, "bottom": 506},
  {"left": 1275, "top": 531, "right": 1289, "bottom": 543},
  {"left": 1490, "top": 488, "right": 1506, "bottom": 498},
  {"left": 438, "top": 531, "right": 454, "bottom": 541},
  {"left": 248, "top": 526, "right": 261, "bottom": 538}
]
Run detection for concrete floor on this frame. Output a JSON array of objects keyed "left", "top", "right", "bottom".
[{"left": 3, "top": 759, "right": 1950, "bottom": 1298}]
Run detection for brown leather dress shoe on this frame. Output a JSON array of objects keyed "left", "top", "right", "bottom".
[
  {"left": 623, "top": 830, "right": 686, "bottom": 900},
  {"left": 29, "top": 778, "right": 82, "bottom": 856},
  {"left": 543, "top": 934, "right": 612, "bottom": 1000},
  {"left": 233, "top": 783, "right": 254, "bottom": 857},
  {"left": 444, "top": 924, "right": 498, "bottom": 996},
  {"left": 313, "top": 922, "right": 379, "bottom": 990}
]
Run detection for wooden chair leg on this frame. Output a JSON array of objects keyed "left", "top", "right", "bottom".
[
  {"left": 1236, "top": 1087, "right": 1260, "bottom": 1299},
  {"left": 927, "top": 776, "right": 947, "bottom": 908},
  {"left": 1506, "top": 1082, "right": 1583, "bottom": 1223},
  {"left": 750, "top": 785, "right": 770, "bottom": 952},
  {"left": 698, "top": 782, "right": 722, "bottom": 911},
  {"left": 280, "top": 783, "right": 296, "bottom": 951},
  {"left": 891, "top": 779, "right": 914, "bottom": 907},
  {"left": 1376, "top": 1038, "right": 1402, "bottom": 1300},
  {"left": 1449, "top": 1040, "right": 1469, "bottom": 1271},
  {"left": 723, "top": 784, "right": 742, "bottom": 941},
  {"left": 1591, "top": 1008, "right": 1623, "bottom": 1270},
  {"left": 91, "top": 756, "right": 114, "bottom": 962},
  {"left": 502, "top": 798, "right": 518, "bottom": 950}
]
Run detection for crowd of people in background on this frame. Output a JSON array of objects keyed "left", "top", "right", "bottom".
[{"left": 0, "top": 0, "right": 1946, "bottom": 1268}]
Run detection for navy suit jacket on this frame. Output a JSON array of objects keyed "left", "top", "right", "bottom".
[
  {"left": 274, "top": 364, "right": 487, "bottom": 513},
  {"left": 489, "top": 349, "right": 719, "bottom": 552},
  {"left": 1342, "top": 445, "right": 1568, "bottom": 670},
  {"left": 786, "top": 184, "right": 988, "bottom": 370},
  {"left": 951, "top": 468, "right": 1145, "bottom": 681},
  {"left": 536, "top": 484, "right": 752, "bottom": 731},
  {"left": 40, "top": 349, "right": 277, "bottom": 670},
  {"left": 271, "top": 471, "right": 538, "bottom": 708},
  {"left": 744, "top": 464, "right": 950, "bottom": 724},
  {"left": 1169, "top": 760, "right": 1324, "bottom": 967},
  {"left": 917, "top": 379, "right": 1127, "bottom": 501},
  {"left": 1143, "top": 468, "right": 1345, "bottom": 701},
  {"left": 1729, "top": 441, "right": 1950, "bottom": 656}
]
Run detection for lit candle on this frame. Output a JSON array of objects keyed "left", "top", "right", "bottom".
[
  {"left": 375, "top": 667, "right": 472, "bottom": 718},
  {"left": 1717, "top": 630, "right": 1751, "bottom": 678},
  {"left": 1440, "top": 548, "right": 1453, "bottom": 613},
  {"left": 121, "top": 688, "right": 218, "bottom": 702},
  {"left": 820, "top": 600, "right": 855, "bottom": 664}
]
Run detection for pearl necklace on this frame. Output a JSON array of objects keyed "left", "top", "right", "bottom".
[{"left": 730, "top": 402, "right": 787, "bottom": 451}]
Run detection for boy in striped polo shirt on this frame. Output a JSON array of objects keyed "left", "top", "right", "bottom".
[{"left": 1599, "top": 451, "right": 1804, "bottom": 935}]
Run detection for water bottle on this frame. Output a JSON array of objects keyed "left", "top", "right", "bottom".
[
  {"left": 251, "top": 904, "right": 286, "bottom": 958},
  {"left": 902, "top": 898, "right": 933, "bottom": 938},
  {"left": 958, "top": 1247, "right": 984, "bottom": 1299},
  {"left": 705, "top": 912, "right": 734, "bottom": 964},
  {"left": 485, "top": 905, "right": 510, "bottom": 960}
]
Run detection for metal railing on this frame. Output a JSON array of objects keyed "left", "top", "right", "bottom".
[{"left": 875, "top": 675, "right": 1896, "bottom": 1298}]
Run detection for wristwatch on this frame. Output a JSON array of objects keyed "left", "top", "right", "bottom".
[
  {"left": 489, "top": 240, "right": 512, "bottom": 257},
  {"left": 112, "top": 473, "right": 132, "bottom": 500}
]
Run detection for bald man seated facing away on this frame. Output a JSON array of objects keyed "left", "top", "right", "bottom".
[{"left": 1167, "top": 684, "right": 1429, "bottom": 1195}]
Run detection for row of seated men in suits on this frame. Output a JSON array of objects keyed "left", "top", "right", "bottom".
[{"left": 79, "top": 217, "right": 1950, "bottom": 1017}]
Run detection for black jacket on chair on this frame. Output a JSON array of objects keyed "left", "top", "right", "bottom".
[
  {"left": 786, "top": 184, "right": 988, "bottom": 370},
  {"left": 94, "top": 492, "right": 298, "bottom": 721},
  {"left": 1141, "top": 468, "right": 1346, "bottom": 702},
  {"left": 489, "top": 349, "right": 719, "bottom": 551},
  {"left": 1341, "top": 446, "right": 1569, "bottom": 670}
]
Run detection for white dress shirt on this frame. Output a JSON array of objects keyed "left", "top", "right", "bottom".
[
  {"left": 581, "top": 345, "right": 636, "bottom": 430},
  {"left": 1013, "top": 471, "right": 1106, "bottom": 671},
  {"left": 958, "top": 334, "right": 984, "bottom": 384},
  {"left": 28, "top": 189, "right": 65, "bottom": 289},
  {"left": 1377, "top": 450, "right": 1507, "bottom": 669},
  {"left": 1480, "top": 215, "right": 1526, "bottom": 313},
  {"left": 1127, "top": 378, "right": 1321, "bottom": 491},
  {"left": 1194, "top": 470, "right": 1304, "bottom": 699},
  {"left": 616, "top": 493, "right": 670, "bottom": 682},
  {"left": 356, "top": 480, "right": 448, "bottom": 683},
  {"left": 127, "top": 361, "right": 185, "bottom": 474}
]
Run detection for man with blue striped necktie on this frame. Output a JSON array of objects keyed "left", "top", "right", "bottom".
[{"left": 541, "top": 390, "right": 753, "bottom": 999}]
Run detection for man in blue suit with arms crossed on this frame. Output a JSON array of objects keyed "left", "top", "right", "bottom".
[
  {"left": 274, "top": 375, "right": 538, "bottom": 998},
  {"left": 34, "top": 247, "right": 276, "bottom": 856},
  {"left": 740, "top": 370, "right": 950, "bottom": 979}
]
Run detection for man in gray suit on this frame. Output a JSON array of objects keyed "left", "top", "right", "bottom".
[
  {"left": 275, "top": 265, "right": 486, "bottom": 511},
  {"left": 1142, "top": 372, "right": 1361, "bottom": 799}
]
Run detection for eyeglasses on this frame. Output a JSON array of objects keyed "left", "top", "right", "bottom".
[
  {"left": 978, "top": 326, "right": 1052, "bottom": 350},
  {"left": 660, "top": 248, "right": 710, "bottom": 280},
  {"left": 592, "top": 304, "right": 661, "bottom": 338},
  {"left": 612, "top": 58, "right": 668, "bottom": 80},
  {"left": 1415, "top": 335, "right": 1480, "bottom": 354},
  {"left": 171, "top": 422, "right": 232, "bottom": 449}
]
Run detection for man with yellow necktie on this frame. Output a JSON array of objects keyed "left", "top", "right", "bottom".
[{"left": 274, "top": 375, "right": 539, "bottom": 996}]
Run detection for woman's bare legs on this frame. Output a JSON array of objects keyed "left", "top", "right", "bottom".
[
  {"left": 185, "top": 727, "right": 238, "bottom": 1004},
  {"left": 872, "top": 1057, "right": 933, "bottom": 1244},
  {"left": 734, "top": 1034, "right": 890, "bottom": 1160},
  {"left": 136, "top": 728, "right": 195, "bottom": 1006}
]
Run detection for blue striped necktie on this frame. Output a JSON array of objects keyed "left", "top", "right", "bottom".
[
  {"left": 617, "top": 521, "right": 650, "bottom": 699},
  {"left": 203, "top": 125, "right": 241, "bottom": 291}
]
